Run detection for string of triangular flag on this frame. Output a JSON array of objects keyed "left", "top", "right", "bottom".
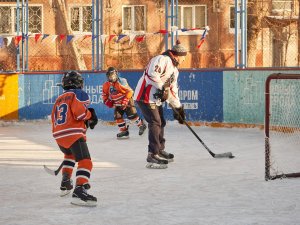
[{"left": 0, "top": 26, "right": 209, "bottom": 49}]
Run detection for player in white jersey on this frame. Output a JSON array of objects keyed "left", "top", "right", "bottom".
[{"left": 134, "top": 40, "right": 187, "bottom": 169}]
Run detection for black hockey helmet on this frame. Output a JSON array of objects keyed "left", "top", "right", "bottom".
[
  {"left": 106, "top": 67, "right": 118, "bottom": 82},
  {"left": 61, "top": 71, "right": 84, "bottom": 90}
]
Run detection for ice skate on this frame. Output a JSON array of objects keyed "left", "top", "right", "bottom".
[
  {"left": 117, "top": 130, "right": 129, "bottom": 139},
  {"left": 71, "top": 184, "right": 97, "bottom": 207},
  {"left": 146, "top": 153, "right": 168, "bottom": 169},
  {"left": 158, "top": 150, "right": 174, "bottom": 162},
  {"left": 60, "top": 173, "right": 73, "bottom": 197},
  {"left": 138, "top": 123, "right": 147, "bottom": 136}
]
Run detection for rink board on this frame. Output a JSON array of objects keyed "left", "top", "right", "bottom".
[
  {"left": 0, "top": 73, "right": 18, "bottom": 120},
  {"left": 2, "top": 69, "right": 300, "bottom": 125},
  {"left": 17, "top": 71, "right": 223, "bottom": 122}
]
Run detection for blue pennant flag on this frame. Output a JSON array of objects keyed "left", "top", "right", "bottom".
[
  {"left": 66, "top": 35, "right": 74, "bottom": 44},
  {"left": 0, "top": 37, "right": 3, "bottom": 48},
  {"left": 117, "top": 34, "right": 126, "bottom": 42},
  {"left": 41, "top": 34, "right": 50, "bottom": 41}
]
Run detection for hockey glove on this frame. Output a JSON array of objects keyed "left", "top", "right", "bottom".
[
  {"left": 153, "top": 87, "right": 169, "bottom": 102},
  {"left": 87, "top": 108, "right": 98, "bottom": 129},
  {"left": 121, "top": 98, "right": 129, "bottom": 110},
  {"left": 173, "top": 105, "right": 185, "bottom": 124},
  {"left": 104, "top": 99, "right": 114, "bottom": 108}
]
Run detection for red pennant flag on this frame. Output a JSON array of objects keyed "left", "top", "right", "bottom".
[
  {"left": 197, "top": 28, "right": 208, "bottom": 49},
  {"left": 135, "top": 35, "right": 145, "bottom": 43},
  {"left": 35, "top": 34, "right": 42, "bottom": 43},
  {"left": 59, "top": 34, "right": 66, "bottom": 43},
  {"left": 82, "top": 35, "right": 92, "bottom": 42},
  {"left": 197, "top": 39, "right": 205, "bottom": 49},
  {"left": 108, "top": 34, "right": 116, "bottom": 42},
  {"left": 14, "top": 35, "right": 22, "bottom": 46},
  {"left": 159, "top": 29, "right": 168, "bottom": 34}
]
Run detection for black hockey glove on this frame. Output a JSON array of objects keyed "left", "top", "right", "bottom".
[
  {"left": 87, "top": 108, "right": 98, "bottom": 129},
  {"left": 153, "top": 87, "right": 169, "bottom": 102},
  {"left": 173, "top": 105, "right": 185, "bottom": 124}
]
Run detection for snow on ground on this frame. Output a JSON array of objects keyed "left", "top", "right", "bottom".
[{"left": 0, "top": 120, "right": 300, "bottom": 225}]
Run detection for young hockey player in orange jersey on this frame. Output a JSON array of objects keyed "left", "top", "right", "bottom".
[
  {"left": 102, "top": 67, "right": 146, "bottom": 139},
  {"left": 51, "top": 71, "right": 98, "bottom": 207}
]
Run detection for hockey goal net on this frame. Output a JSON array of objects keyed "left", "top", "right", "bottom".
[{"left": 265, "top": 73, "right": 300, "bottom": 180}]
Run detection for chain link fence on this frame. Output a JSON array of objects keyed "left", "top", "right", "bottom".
[{"left": 0, "top": 0, "right": 299, "bottom": 71}]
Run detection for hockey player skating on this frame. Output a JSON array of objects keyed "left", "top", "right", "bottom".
[
  {"left": 102, "top": 67, "right": 147, "bottom": 139},
  {"left": 51, "top": 71, "right": 98, "bottom": 207},
  {"left": 134, "top": 40, "right": 186, "bottom": 169}
]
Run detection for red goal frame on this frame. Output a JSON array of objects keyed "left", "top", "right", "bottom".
[{"left": 265, "top": 73, "right": 300, "bottom": 180}]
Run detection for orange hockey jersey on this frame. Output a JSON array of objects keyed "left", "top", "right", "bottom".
[
  {"left": 51, "top": 89, "right": 91, "bottom": 148},
  {"left": 102, "top": 78, "right": 133, "bottom": 106}
]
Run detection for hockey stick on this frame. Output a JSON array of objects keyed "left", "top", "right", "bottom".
[
  {"left": 170, "top": 105, "right": 234, "bottom": 158},
  {"left": 43, "top": 161, "right": 64, "bottom": 176}
]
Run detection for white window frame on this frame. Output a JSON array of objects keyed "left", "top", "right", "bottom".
[
  {"left": 69, "top": 4, "right": 92, "bottom": 34},
  {"left": 272, "top": 0, "right": 293, "bottom": 13},
  {"left": 0, "top": 4, "right": 43, "bottom": 35},
  {"left": 122, "top": 5, "right": 146, "bottom": 34},
  {"left": 229, "top": 5, "right": 241, "bottom": 34},
  {"left": 176, "top": 5, "right": 207, "bottom": 35}
]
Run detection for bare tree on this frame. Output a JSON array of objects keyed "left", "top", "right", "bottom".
[{"left": 247, "top": 0, "right": 266, "bottom": 67}]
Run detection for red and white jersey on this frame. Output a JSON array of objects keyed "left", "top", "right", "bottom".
[
  {"left": 51, "top": 89, "right": 91, "bottom": 148},
  {"left": 133, "top": 54, "right": 181, "bottom": 108}
]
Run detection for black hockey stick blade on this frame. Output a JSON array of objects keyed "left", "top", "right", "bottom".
[
  {"left": 43, "top": 162, "right": 63, "bottom": 176},
  {"left": 169, "top": 104, "right": 234, "bottom": 159}
]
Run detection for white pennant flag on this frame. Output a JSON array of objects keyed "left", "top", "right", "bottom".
[
  {"left": 129, "top": 33, "right": 136, "bottom": 45},
  {"left": 51, "top": 35, "right": 58, "bottom": 43},
  {"left": 72, "top": 34, "right": 82, "bottom": 42},
  {"left": 6, "top": 36, "right": 13, "bottom": 46},
  {"left": 171, "top": 26, "right": 178, "bottom": 32},
  {"left": 100, "top": 35, "right": 108, "bottom": 44}
]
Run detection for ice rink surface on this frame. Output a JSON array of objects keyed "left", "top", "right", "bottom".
[{"left": 0, "top": 120, "right": 300, "bottom": 225}]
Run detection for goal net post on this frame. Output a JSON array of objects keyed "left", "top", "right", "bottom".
[{"left": 265, "top": 73, "right": 300, "bottom": 180}]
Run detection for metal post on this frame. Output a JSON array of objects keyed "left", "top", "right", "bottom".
[
  {"left": 170, "top": 0, "right": 174, "bottom": 47},
  {"left": 241, "top": 0, "right": 247, "bottom": 68},
  {"left": 165, "top": 0, "right": 169, "bottom": 51},
  {"left": 95, "top": 0, "right": 100, "bottom": 70},
  {"left": 234, "top": 0, "right": 239, "bottom": 68},
  {"left": 100, "top": 0, "right": 103, "bottom": 70},
  {"left": 16, "top": 0, "right": 20, "bottom": 71},
  {"left": 92, "top": 0, "right": 95, "bottom": 70},
  {"left": 235, "top": 0, "right": 247, "bottom": 68},
  {"left": 23, "top": 0, "right": 29, "bottom": 71},
  {"left": 175, "top": 0, "right": 178, "bottom": 41},
  {"left": 21, "top": 0, "right": 25, "bottom": 71}
]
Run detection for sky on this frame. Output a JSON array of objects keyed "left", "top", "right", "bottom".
[{"left": 0, "top": 120, "right": 300, "bottom": 225}]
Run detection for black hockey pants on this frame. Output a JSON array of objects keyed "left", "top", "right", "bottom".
[{"left": 136, "top": 102, "right": 166, "bottom": 154}]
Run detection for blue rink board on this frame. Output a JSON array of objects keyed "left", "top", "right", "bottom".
[{"left": 18, "top": 71, "right": 223, "bottom": 122}]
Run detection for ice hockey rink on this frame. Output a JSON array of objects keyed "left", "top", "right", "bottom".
[{"left": 1, "top": 120, "right": 300, "bottom": 225}]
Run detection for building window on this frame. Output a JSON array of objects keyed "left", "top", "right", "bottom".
[
  {"left": 70, "top": 5, "right": 92, "bottom": 33},
  {"left": 229, "top": 6, "right": 241, "bottom": 33},
  {"left": 272, "top": 0, "right": 293, "bottom": 13},
  {"left": 0, "top": 5, "right": 42, "bottom": 34},
  {"left": 122, "top": 5, "right": 146, "bottom": 33},
  {"left": 177, "top": 5, "right": 206, "bottom": 35}
]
